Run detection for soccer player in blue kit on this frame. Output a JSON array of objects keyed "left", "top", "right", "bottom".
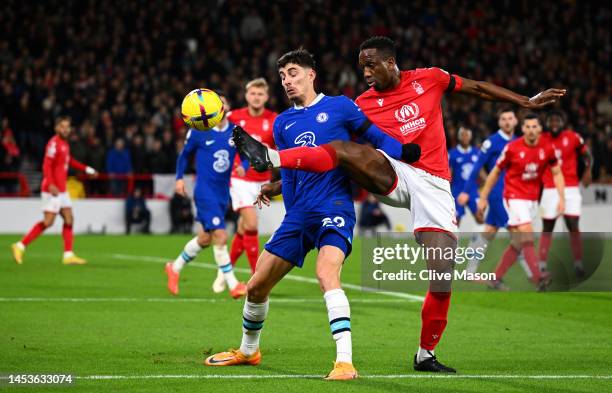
[
  {"left": 204, "top": 49, "right": 420, "bottom": 380},
  {"left": 165, "top": 93, "right": 249, "bottom": 299},
  {"left": 448, "top": 127, "right": 480, "bottom": 226}
]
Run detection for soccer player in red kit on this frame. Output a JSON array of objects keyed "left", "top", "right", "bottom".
[
  {"left": 538, "top": 110, "right": 592, "bottom": 277},
  {"left": 11, "top": 116, "right": 97, "bottom": 265},
  {"left": 209, "top": 78, "right": 277, "bottom": 294},
  {"left": 478, "top": 113, "right": 565, "bottom": 290},
  {"left": 236, "top": 37, "right": 565, "bottom": 372}
]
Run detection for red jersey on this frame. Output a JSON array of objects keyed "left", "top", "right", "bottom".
[
  {"left": 356, "top": 68, "right": 463, "bottom": 180},
  {"left": 496, "top": 137, "right": 558, "bottom": 200},
  {"left": 228, "top": 108, "right": 277, "bottom": 182},
  {"left": 541, "top": 130, "right": 586, "bottom": 188},
  {"left": 41, "top": 135, "right": 87, "bottom": 192}
]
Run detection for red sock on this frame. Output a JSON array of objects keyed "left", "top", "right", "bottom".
[
  {"left": 242, "top": 230, "right": 259, "bottom": 273},
  {"left": 62, "top": 224, "right": 74, "bottom": 252},
  {"left": 539, "top": 232, "right": 552, "bottom": 262},
  {"left": 522, "top": 241, "right": 541, "bottom": 282},
  {"left": 279, "top": 144, "right": 338, "bottom": 172},
  {"left": 229, "top": 233, "right": 244, "bottom": 266},
  {"left": 22, "top": 221, "right": 46, "bottom": 246},
  {"left": 420, "top": 291, "right": 451, "bottom": 350},
  {"left": 569, "top": 231, "right": 583, "bottom": 263},
  {"left": 494, "top": 245, "right": 519, "bottom": 280}
]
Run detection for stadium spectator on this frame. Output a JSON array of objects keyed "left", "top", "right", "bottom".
[
  {"left": 106, "top": 138, "right": 133, "bottom": 196},
  {"left": 358, "top": 193, "right": 391, "bottom": 236},
  {"left": 0, "top": 126, "right": 20, "bottom": 193},
  {"left": 0, "top": 0, "right": 609, "bottom": 183},
  {"left": 147, "top": 139, "right": 170, "bottom": 174},
  {"left": 130, "top": 134, "right": 148, "bottom": 174},
  {"left": 169, "top": 192, "right": 194, "bottom": 234},
  {"left": 125, "top": 188, "right": 151, "bottom": 234}
]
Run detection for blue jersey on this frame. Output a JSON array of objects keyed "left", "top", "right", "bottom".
[
  {"left": 448, "top": 145, "right": 479, "bottom": 197},
  {"left": 462, "top": 130, "right": 515, "bottom": 200},
  {"left": 176, "top": 122, "right": 243, "bottom": 201},
  {"left": 274, "top": 93, "right": 392, "bottom": 216}
]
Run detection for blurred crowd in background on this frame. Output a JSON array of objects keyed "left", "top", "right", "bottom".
[{"left": 1, "top": 0, "right": 611, "bottom": 187}]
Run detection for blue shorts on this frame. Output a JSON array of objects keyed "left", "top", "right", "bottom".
[
  {"left": 454, "top": 192, "right": 478, "bottom": 219},
  {"left": 485, "top": 197, "right": 509, "bottom": 228},
  {"left": 194, "top": 197, "right": 227, "bottom": 231},
  {"left": 264, "top": 210, "right": 355, "bottom": 268}
]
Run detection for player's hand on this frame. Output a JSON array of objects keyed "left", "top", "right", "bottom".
[
  {"left": 457, "top": 192, "right": 470, "bottom": 206},
  {"left": 85, "top": 166, "right": 98, "bottom": 177},
  {"left": 477, "top": 198, "right": 488, "bottom": 217},
  {"left": 525, "top": 89, "right": 567, "bottom": 109},
  {"left": 557, "top": 198, "right": 565, "bottom": 215},
  {"left": 235, "top": 166, "right": 246, "bottom": 177},
  {"left": 254, "top": 182, "right": 281, "bottom": 209},
  {"left": 581, "top": 170, "right": 592, "bottom": 188},
  {"left": 175, "top": 179, "right": 186, "bottom": 197},
  {"left": 49, "top": 184, "right": 59, "bottom": 196}
]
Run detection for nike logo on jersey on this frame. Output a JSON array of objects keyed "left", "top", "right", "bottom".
[
  {"left": 377, "top": 98, "right": 384, "bottom": 107},
  {"left": 285, "top": 121, "right": 297, "bottom": 130},
  {"left": 206, "top": 140, "right": 215, "bottom": 146}
]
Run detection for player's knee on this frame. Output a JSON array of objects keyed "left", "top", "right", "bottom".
[
  {"left": 315, "top": 263, "right": 340, "bottom": 292},
  {"left": 43, "top": 217, "right": 55, "bottom": 227},
  {"left": 197, "top": 232, "right": 212, "bottom": 247},
  {"left": 211, "top": 230, "right": 228, "bottom": 245},
  {"left": 246, "top": 279, "right": 269, "bottom": 302}
]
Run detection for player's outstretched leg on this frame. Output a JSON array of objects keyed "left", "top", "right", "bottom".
[
  {"left": 413, "top": 231, "right": 457, "bottom": 373},
  {"left": 233, "top": 125, "right": 398, "bottom": 195},
  {"left": 12, "top": 212, "right": 56, "bottom": 264},
  {"left": 205, "top": 250, "right": 294, "bottom": 366}
]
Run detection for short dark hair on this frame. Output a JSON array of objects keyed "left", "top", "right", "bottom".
[
  {"left": 277, "top": 48, "right": 316, "bottom": 70},
  {"left": 55, "top": 115, "right": 71, "bottom": 125},
  {"left": 497, "top": 106, "right": 515, "bottom": 119},
  {"left": 545, "top": 110, "right": 566, "bottom": 122},
  {"left": 522, "top": 112, "right": 541, "bottom": 125},
  {"left": 359, "top": 36, "right": 397, "bottom": 59}
]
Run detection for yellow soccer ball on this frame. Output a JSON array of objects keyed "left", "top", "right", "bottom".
[{"left": 180, "top": 89, "right": 225, "bottom": 131}]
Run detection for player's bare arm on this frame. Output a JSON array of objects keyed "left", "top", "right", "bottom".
[
  {"left": 477, "top": 166, "right": 501, "bottom": 214},
  {"left": 458, "top": 78, "right": 567, "bottom": 109},
  {"left": 551, "top": 164, "right": 566, "bottom": 215},
  {"left": 580, "top": 148, "right": 593, "bottom": 187}
]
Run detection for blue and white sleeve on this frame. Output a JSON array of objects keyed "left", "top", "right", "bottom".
[{"left": 341, "top": 96, "right": 403, "bottom": 159}]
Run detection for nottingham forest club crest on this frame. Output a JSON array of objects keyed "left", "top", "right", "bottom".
[{"left": 412, "top": 81, "right": 424, "bottom": 95}]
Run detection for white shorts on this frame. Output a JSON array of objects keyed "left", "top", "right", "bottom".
[
  {"left": 41, "top": 192, "right": 72, "bottom": 213},
  {"left": 374, "top": 150, "right": 457, "bottom": 233},
  {"left": 230, "top": 178, "right": 267, "bottom": 211},
  {"left": 504, "top": 199, "right": 538, "bottom": 227},
  {"left": 540, "top": 187, "right": 582, "bottom": 219}
]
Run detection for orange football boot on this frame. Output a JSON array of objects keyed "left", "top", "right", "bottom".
[
  {"left": 324, "top": 361, "right": 358, "bottom": 380},
  {"left": 165, "top": 262, "right": 180, "bottom": 296},
  {"left": 204, "top": 349, "right": 261, "bottom": 366},
  {"left": 229, "top": 282, "right": 247, "bottom": 299}
]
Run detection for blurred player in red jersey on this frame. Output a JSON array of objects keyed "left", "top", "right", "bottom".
[
  {"left": 236, "top": 37, "right": 565, "bottom": 372},
  {"left": 478, "top": 113, "right": 565, "bottom": 290},
  {"left": 11, "top": 116, "right": 97, "bottom": 265},
  {"left": 209, "top": 78, "right": 277, "bottom": 293},
  {"left": 538, "top": 111, "right": 592, "bottom": 277}
]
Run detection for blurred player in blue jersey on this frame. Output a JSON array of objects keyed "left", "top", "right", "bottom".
[
  {"left": 457, "top": 108, "right": 530, "bottom": 282},
  {"left": 165, "top": 93, "right": 249, "bottom": 299},
  {"left": 205, "top": 49, "right": 418, "bottom": 380},
  {"left": 448, "top": 127, "right": 480, "bottom": 226}
]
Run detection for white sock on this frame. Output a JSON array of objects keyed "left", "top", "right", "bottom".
[
  {"left": 16, "top": 241, "right": 25, "bottom": 250},
  {"left": 63, "top": 251, "right": 74, "bottom": 258},
  {"left": 213, "top": 244, "right": 238, "bottom": 289},
  {"left": 239, "top": 300, "right": 269, "bottom": 356},
  {"left": 173, "top": 237, "right": 202, "bottom": 273},
  {"left": 516, "top": 252, "right": 533, "bottom": 278},
  {"left": 538, "top": 261, "right": 548, "bottom": 272},
  {"left": 417, "top": 347, "right": 434, "bottom": 363},
  {"left": 466, "top": 233, "right": 488, "bottom": 274},
  {"left": 324, "top": 288, "right": 352, "bottom": 364},
  {"left": 267, "top": 148, "right": 281, "bottom": 167}
]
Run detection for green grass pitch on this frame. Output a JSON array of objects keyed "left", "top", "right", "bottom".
[{"left": 1, "top": 234, "right": 611, "bottom": 392}]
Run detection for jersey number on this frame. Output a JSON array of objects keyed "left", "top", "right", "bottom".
[
  {"left": 213, "top": 150, "right": 230, "bottom": 173},
  {"left": 322, "top": 216, "right": 345, "bottom": 228}
]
